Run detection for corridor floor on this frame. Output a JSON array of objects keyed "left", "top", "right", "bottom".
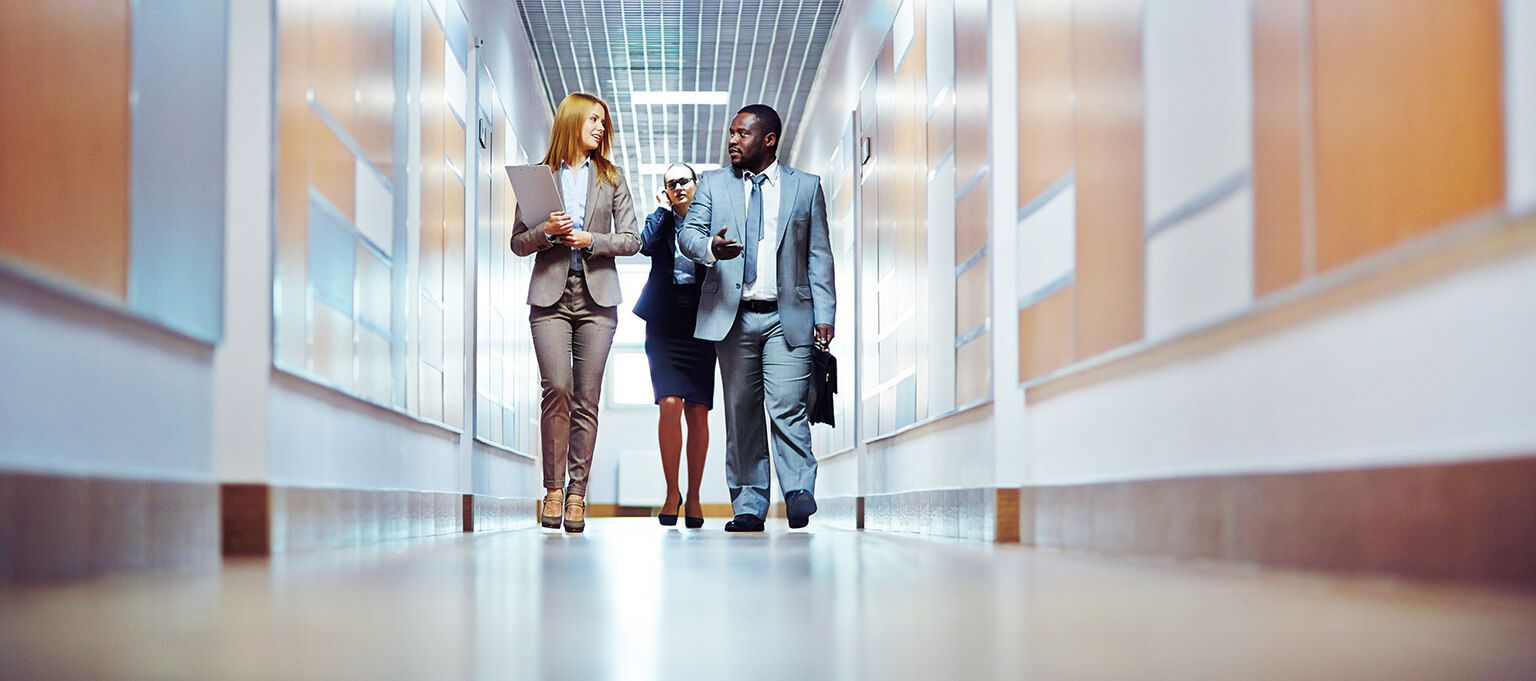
[{"left": 2, "top": 518, "right": 1534, "bottom": 680}]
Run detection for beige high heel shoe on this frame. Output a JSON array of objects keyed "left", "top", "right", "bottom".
[
  {"left": 563, "top": 493, "right": 586, "bottom": 533},
  {"left": 540, "top": 491, "right": 563, "bottom": 529}
]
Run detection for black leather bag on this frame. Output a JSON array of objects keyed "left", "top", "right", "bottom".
[{"left": 807, "top": 341, "right": 838, "bottom": 427}]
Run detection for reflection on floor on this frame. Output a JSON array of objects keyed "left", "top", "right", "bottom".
[{"left": 2, "top": 518, "right": 1534, "bottom": 680}]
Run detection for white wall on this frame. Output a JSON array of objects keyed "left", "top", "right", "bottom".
[
  {"left": 0, "top": 279, "right": 214, "bottom": 482},
  {"left": 988, "top": 0, "right": 1026, "bottom": 489},
  {"left": 265, "top": 377, "right": 463, "bottom": 489},
  {"left": 214, "top": 0, "right": 275, "bottom": 483},
  {"left": 1026, "top": 231, "right": 1536, "bottom": 484}
]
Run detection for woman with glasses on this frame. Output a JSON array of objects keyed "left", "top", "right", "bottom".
[
  {"left": 633, "top": 163, "right": 714, "bottom": 529},
  {"left": 511, "top": 92, "right": 641, "bottom": 533}
]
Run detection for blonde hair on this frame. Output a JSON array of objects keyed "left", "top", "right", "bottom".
[{"left": 540, "top": 92, "right": 621, "bottom": 186}]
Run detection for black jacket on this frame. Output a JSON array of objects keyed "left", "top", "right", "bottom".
[{"left": 633, "top": 207, "right": 704, "bottom": 323}]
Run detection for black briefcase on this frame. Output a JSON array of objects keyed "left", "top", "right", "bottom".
[{"left": 807, "top": 341, "right": 838, "bottom": 427}]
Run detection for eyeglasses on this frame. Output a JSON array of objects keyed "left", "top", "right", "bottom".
[{"left": 666, "top": 177, "right": 695, "bottom": 189}]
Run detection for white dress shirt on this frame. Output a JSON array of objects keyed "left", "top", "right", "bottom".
[
  {"left": 552, "top": 158, "right": 591, "bottom": 271},
  {"left": 739, "top": 161, "right": 780, "bottom": 301}
]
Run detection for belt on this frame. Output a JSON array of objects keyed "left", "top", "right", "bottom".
[{"left": 739, "top": 299, "right": 778, "bottom": 313}]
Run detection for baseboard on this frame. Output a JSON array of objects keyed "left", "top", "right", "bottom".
[
  {"left": 814, "top": 495, "right": 863, "bottom": 530},
  {"left": 221, "top": 484, "right": 471, "bottom": 556},
  {"left": 1021, "top": 455, "right": 1536, "bottom": 586},
  {"left": 463, "top": 493, "right": 539, "bottom": 533},
  {"left": 0, "top": 471, "right": 219, "bottom": 584},
  {"left": 862, "top": 488, "right": 1019, "bottom": 542}
]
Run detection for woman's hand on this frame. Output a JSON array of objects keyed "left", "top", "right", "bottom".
[
  {"left": 560, "top": 230, "right": 594, "bottom": 249},
  {"left": 545, "top": 211, "right": 575, "bottom": 236}
]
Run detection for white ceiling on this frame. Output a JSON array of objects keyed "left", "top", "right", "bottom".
[{"left": 516, "top": 0, "right": 845, "bottom": 203}]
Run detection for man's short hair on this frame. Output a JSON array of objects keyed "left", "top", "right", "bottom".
[{"left": 737, "top": 104, "right": 783, "bottom": 141}]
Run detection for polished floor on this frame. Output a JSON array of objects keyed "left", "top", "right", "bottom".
[{"left": 2, "top": 519, "right": 1535, "bottom": 680}]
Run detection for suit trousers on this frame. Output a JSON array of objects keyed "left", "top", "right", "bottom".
[
  {"left": 715, "top": 307, "right": 817, "bottom": 518},
  {"left": 530, "top": 274, "right": 618, "bottom": 496}
]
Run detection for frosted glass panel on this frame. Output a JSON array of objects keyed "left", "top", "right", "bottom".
[
  {"left": 420, "top": 297, "right": 445, "bottom": 363},
  {"left": 354, "top": 159, "right": 394, "bottom": 256},
  {"left": 358, "top": 328, "right": 391, "bottom": 404},
  {"left": 1017, "top": 182, "right": 1077, "bottom": 303},
  {"left": 445, "top": 43, "right": 468, "bottom": 123},
  {"left": 129, "top": 0, "right": 228, "bottom": 342},
  {"left": 356, "top": 245, "right": 391, "bottom": 332},
  {"left": 309, "top": 198, "right": 356, "bottom": 313},
  {"left": 926, "top": 0, "right": 955, "bottom": 106},
  {"left": 420, "top": 363, "right": 444, "bottom": 422},
  {"left": 313, "top": 297, "right": 355, "bottom": 391}
]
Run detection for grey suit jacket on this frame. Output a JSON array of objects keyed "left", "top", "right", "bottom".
[
  {"left": 510, "top": 164, "right": 641, "bottom": 308},
  {"left": 677, "top": 164, "right": 835, "bottom": 348}
]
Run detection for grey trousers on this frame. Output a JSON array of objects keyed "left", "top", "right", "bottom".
[
  {"left": 530, "top": 274, "right": 618, "bottom": 496},
  {"left": 715, "top": 308, "right": 817, "bottom": 518}
]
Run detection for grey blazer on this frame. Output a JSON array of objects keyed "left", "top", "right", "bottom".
[
  {"left": 677, "top": 164, "right": 836, "bottom": 348},
  {"left": 510, "top": 164, "right": 641, "bottom": 308}
]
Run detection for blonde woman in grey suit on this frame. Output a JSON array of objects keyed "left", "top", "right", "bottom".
[{"left": 511, "top": 92, "right": 641, "bottom": 533}]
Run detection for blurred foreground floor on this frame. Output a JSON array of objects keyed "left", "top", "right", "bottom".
[{"left": 2, "top": 518, "right": 1534, "bottom": 680}]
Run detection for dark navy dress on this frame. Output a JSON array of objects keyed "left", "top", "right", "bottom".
[{"left": 634, "top": 207, "right": 716, "bottom": 408}]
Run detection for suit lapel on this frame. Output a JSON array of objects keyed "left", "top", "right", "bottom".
[
  {"left": 776, "top": 165, "right": 798, "bottom": 252},
  {"left": 724, "top": 169, "right": 748, "bottom": 238},
  {"left": 583, "top": 162, "right": 603, "bottom": 231}
]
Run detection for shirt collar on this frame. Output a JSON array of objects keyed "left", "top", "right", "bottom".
[{"left": 742, "top": 160, "right": 780, "bottom": 186}]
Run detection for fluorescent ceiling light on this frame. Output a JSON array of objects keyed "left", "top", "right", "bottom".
[
  {"left": 639, "top": 163, "right": 722, "bottom": 175},
  {"left": 631, "top": 90, "right": 731, "bottom": 106}
]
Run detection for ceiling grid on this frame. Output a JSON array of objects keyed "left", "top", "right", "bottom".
[{"left": 516, "top": 0, "right": 844, "bottom": 206}]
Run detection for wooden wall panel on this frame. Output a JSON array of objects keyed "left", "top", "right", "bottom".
[
  {"left": 310, "top": 113, "right": 357, "bottom": 219},
  {"left": 310, "top": 0, "right": 358, "bottom": 133},
  {"left": 356, "top": 0, "right": 395, "bottom": 177},
  {"left": 956, "top": 182, "right": 989, "bottom": 263},
  {"left": 1251, "top": 0, "right": 1307, "bottom": 296},
  {"left": 953, "top": 0, "right": 991, "bottom": 184},
  {"left": 421, "top": 15, "right": 448, "bottom": 302},
  {"left": 443, "top": 169, "right": 466, "bottom": 426},
  {"left": 1015, "top": 0, "right": 1076, "bottom": 206},
  {"left": 0, "top": 1, "right": 132, "bottom": 297},
  {"left": 1072, "top": 0, "right": 1144, "bottom": 359},
  {"left": 1019, "top": 284, "right": 1075, "bottom": 381},
  {"left": 1311, "top": 0, "right": 1504, "bottom": 272},
  {"left": 275, "top": 0, "right": 314, "bottom": 370},
  {"left": 956, "top": 330, "right": 991, "bottom": 406},
  {"left": 956, "top": 259, "right": 990, "bottom": 335}
]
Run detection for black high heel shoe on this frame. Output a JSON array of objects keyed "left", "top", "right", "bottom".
[
  {"left": 684, "top": 495, "right": 704, "bottom": 529},
  {"left": 658, "top": 492, "right": 681, "bottom": 527}
]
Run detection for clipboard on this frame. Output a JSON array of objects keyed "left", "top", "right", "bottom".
[{"left": 504, "top": 165, "right": 563, "bottom": 224}]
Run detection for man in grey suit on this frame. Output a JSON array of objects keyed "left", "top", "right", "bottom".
[{"left": 678, "top": 104, "right": 835, "bottom": 532}]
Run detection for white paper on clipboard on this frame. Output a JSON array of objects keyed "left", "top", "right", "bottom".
[{"left": 504, "top": 165, "right": 563, "bottom": 224}]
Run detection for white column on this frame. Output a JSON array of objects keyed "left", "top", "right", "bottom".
[
  {"left": 988, "top": 0, "right": 1026, "bottom": 487},
  {"left": 213, "top": 0, "right": 275, "bottom": 482}
]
